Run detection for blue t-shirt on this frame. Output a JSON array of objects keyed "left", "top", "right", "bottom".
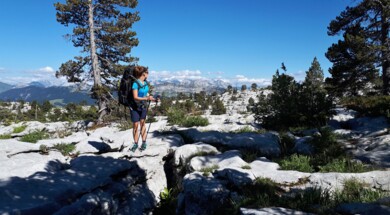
[{"left": 132, "top": 80, "right": 149, "bottom": 98}]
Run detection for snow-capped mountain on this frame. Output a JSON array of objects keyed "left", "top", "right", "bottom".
[{"left": 151, "top": 78, "right": 230, "bottom": 95}]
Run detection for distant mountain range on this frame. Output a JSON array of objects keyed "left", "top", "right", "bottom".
[
  {"left": 0, "top": 82, "right": 13, "bottom": 94},
  {"left": 0, "top": 78, "right": 232, "bottom": 105},
  {"left": 0, "top": 83, "right": 95, "bottom": 106},
  {"left": 152, "top": 78, "right": 230, "bottom": 96}
]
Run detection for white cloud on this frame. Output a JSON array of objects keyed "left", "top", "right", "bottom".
[
  {"left": 0, "top": 66, "right": 70, "bottom": 87},
  {"left": 289, "top": 70, "right": 306, "bottom": 81},
  {"left": 38, "top": 66, "right": 55, "bottom": 73},
  {"left": 150, "top": 69, "right": 205, "bottom": 81},
  {"left": 233, "top": 75, "right": 271, "bottom": 86},
  {"left": 0, "top": 67, "right": 5, "bottom": 72}
]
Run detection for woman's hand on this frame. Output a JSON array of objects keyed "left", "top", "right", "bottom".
[{"left": 147, "top": 95, "right": 156, "bottom": 101}]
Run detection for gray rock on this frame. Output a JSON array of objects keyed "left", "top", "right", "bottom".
[
  {"left": 188, "top": 150, "right": 247, "bottom": 171},
  {"left": 336, "top": 203, "right": 390, "bottom": 215},
  {"left": 240, "top": 207, "right": 314, "bottom": 215},
  {"left": 0, "top": 156, "right": 146, "bottom": 214},
  {"left": 214, "top": 167, "right": 255, "bottom": 186},
  {"left": 348, "top": 116, "right": 388, "bottom": 137},
  {"left": 177, "top": 172, "right": 230, "bottom": 215},
  {"left": 180, "top": 129, "right": 281, "bottom": 157},
  {"left": 292, "top": 136, "right": 314, "bottom": 155},
  {"left": 173, "top": 142, "right": 219, "bottom": 166}
]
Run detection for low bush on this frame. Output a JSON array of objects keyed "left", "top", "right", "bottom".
[
  {"left": 341, "top": 96, "right": 390, "bottom": 118},
  {"left": 13, "top": 125, "right": 27, "bottom": 133},
  {"left": 231, "top": 126, "right": 254, "bottom": 133},
  {"left": 334, "top": 178, "right": 387, "bottom": 203},
  {"left": 20, "top": 131, "right": 49, "bottom": 143},
  {"left": 53, "top": 143, "right": 76, "bottom": 156},
  {"left": 219, "top": 177, "right": 387, "bottom": 214},
  {"left": 319, "top": 158, "right": 372, "bottom": 173},
  {"left": 0, "top": 134, "right": 12, "bottom": 139},
  {"left": 182, "top": 116, "right": 209, "bottom": 127},
  {"left": 199, "top": 165, "right": 219, "bottom": 176},
  {"left": 279, "top": 154, "right": 314, "bottom": 173}
]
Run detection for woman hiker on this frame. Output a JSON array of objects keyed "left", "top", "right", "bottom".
[{"left": 130, "top": 66, "right": 156, "bottom": 152}]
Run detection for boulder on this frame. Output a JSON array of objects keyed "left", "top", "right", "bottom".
[
  {"left": 188, "top": 150, "right": 247, "bottom": 171},
  {"left": 177, "top": 172, "right": 230, "bottom": 215},
  {"left": 173, "top": 142, "right": 219, "bottom": 166},
  {"left": 240, "top": 207, "right": 314, "bottom": 215}
]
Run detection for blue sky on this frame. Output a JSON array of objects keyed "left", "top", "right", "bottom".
[{"left": 0, "top": 0, "right": 355, "bottom": 86}]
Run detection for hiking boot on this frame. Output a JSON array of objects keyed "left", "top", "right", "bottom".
[
  {"left": 130, "top": 143, "right": 138, "bottom": 152},
  {"left": 140, "top": 142, "right": 147, "bottom": 151}
]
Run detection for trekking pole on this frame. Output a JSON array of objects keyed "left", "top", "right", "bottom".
[{"left": 144, "top": 95, "right": 160, "bottom": 142}]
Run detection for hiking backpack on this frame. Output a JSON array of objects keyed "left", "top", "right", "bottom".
[{"left": 118, "top": 66, "right": 149, "bottom": 110}]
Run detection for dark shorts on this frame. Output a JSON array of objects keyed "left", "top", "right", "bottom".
[{"left": 130, "top": 108, "right": 147, "bottom": 122}]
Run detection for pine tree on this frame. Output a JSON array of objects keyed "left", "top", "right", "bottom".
[
  {"left": 54, "top": 0, "right": 139, "bottom": 123},
  {"left": 211, "top": 98, "right": 226, "bottom": 115},
  {"left": 326, "top": 25, "right": 379, "bottom": 96},
  {"left": 328, "top": 0, "right": 390, "bottom": 94},
  {"left": 251, "top": 83, "right": 257, "bottom": 91},
  {"left": 301, "top": 58, "right": 333, "bottom": 126},
  {"left": 241, "top": 84, "right": 247, "bottom": 92}
]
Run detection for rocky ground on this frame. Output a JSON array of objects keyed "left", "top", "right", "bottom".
[{"left": 0, "top": 100, "right": 390, "bottom": 214}]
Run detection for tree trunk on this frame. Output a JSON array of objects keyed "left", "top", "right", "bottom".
[
  {"left": 88, "top": 0, "right": 107, "bottom": 123},
  {"left": 381, "top": 7, "right": 390, "bottom": 95}
]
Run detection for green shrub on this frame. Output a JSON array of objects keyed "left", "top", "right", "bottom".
[
  {"left": 167, "top": 107, "right": 186, "bottom": 125},
  {"left": 39, "top": 144, "right": 49, "bottom": 154},
  {"left": 181, "top": 116, "right": 209, "bottom": 127},
  {"left": 0, "top": 134, "right": 12, "bottom": 139},
  {"left": 200, "top": 164, "right": 219, "bottom": 176},
  {"left": 334, "top": 178, "right": 387, "bottom": 203},
  {"left": 241, "top": 165, "right": 251, "bottom": 169},
  {"left": 319, "top": 158, "right": 372, "bottom": 173},
  {"left": 279, "top": 154, "right": 314, "bottom": 173},
  {"left": 231, "top": 126, "right": 254, "bottom": 133},
  {"left": 13, "top": 125, "right": 27, "bottom": 133},
  {"left": 279, "top": 133, "right": 296, "bottom": 156},
  {"left": 20, "top": 131, "right": 49, "bottom": 143},
  {"left": 241, "top": 149, "right": 261, "bottom": 163},
  {"left": 341, "top": 96, "right": 390, "bottom": 118},
  {"left": 53, "top": 143, "right": 76, "bottom": 156}
]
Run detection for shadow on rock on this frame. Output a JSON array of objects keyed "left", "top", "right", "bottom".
[{"left": 0, "top": 156, "right": 157, "bottom": 215}]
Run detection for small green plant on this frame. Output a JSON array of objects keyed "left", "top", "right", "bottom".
[
  {"left": 13, "top": 125, "right": 27, "bottom": 133},
  {"left": 159, "top": 187, "right": 173, "bottom": 202},
  {"left": 334, "top": 178, "right": 387, "bottom": 204},
  {"left": 0, "top": 134, "right": 12, "bottom": 139},
  {"left": 182, "top": 116, "right": 209, "bottom": 127},
  {"left": 56, "top": 129, "right": 73, "bottom": 138},
  {"left": 319, "top": 158, "right": 372, "bottom": 173},
  {"left": 200, "top": 164, "right": 219, "bottom": 176},
  {"left": 20, "top": 130, "right": 49, "bottom": 143},
  {"left": 241, "top": 165, "right": 251, "bottom": 169},
  {"left": 241, "top": 149, "right": 260, "bottom": 163},
  {"left": 53, "top": 143, "right": 76, "bottom": 156},
  {"left": 155, "top": 185, "right": 182, "bottom": 215},
  {"left": 232, "top": 126, "right": 253, "bottom": 133},
  {"left": 279, "top": 154, "right": 314, "bottom": 173},
  {"left": 117, "top": 120, "right": 133, "bottom": 131},
  {"left": 279, "top": 133, "right": 296, "bottom": 156},
  {"left": 39, "top": 144, "right": 49, "bottom": 155}
]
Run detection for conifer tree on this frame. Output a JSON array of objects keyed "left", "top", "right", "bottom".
[
  {"left": 251, "top": 83, "right": 257, "bottom": 91},
  {"left": 326, "top": 25, "right": 379, "bottom": 96},
  {"left": 54, "top": 0, "right": 139, "bottom": 123},
  {"left": 328, "top": 0, "right": 390, "bottom": 94},
  {"left": 301, "top": 58, "right": 333, "bottom": 126}
]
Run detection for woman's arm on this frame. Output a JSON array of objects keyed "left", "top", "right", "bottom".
[{"left": 133, "top": 90, "right": 154, "bottom": 101}]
